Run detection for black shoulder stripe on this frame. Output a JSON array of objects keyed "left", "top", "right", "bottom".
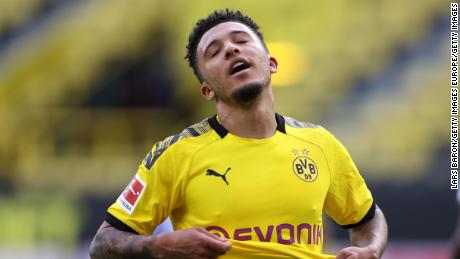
[
  {"left": 143, "top": 150, "right": 154, "bottom": 169},
  {"left": 341, "top": 201, "right": 376, "bottom": 229},
  {"left": 143, "top": 118, "right": 212, "bottom": 170},
  {"left": 148, "top": 148, "right": 164, "bottom": 169},
  {"left": 105, "top": 212, "right": 139, "bottom": 234},
  {"left": 186, "top": 127, "right": 199, "bottom": 137},
  {"left": 169, "top": 134, "right": 181, "bottom": 146}
]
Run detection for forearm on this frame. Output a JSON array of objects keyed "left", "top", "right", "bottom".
[
  {"left": 349, "top": 206, "right": 388, "bottom": 257},
  {"left": 90, "top": 221, "right": 154, "bottom": 259}
]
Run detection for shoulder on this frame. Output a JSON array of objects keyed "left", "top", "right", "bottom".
[
  {"left": 281, "top": 115, "right": 356, "bottom": 166},
  {"left": 281, "top": 115, "right": 341, "bottom": 147},
  {"left": 283, "top": 115, "right": 328, "bottom": 138},
  {"left": 283, "top": 115, "right": 322, "bottom": 130},
  {"left": 143, "top": 117, "right": 219, "bottom": 169}
]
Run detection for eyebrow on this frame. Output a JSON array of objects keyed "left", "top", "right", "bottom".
[{"left": 203, "top": 30, "right": 251, "bottom": 56}]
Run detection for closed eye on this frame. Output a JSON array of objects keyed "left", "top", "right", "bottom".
[{"left": 211, "top": 49, "right": 220, "bottom": 57}]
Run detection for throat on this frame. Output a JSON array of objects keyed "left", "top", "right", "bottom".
[{"left": 216, "top": 85, "right": 277, "bottom": 139}]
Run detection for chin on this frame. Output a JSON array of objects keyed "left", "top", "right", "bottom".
[
  {"left": 234, "top": 77, "right": 265, "bottom": 90},
  {"left": 231, "top": 82, "right": 264, "bottom": 105}
]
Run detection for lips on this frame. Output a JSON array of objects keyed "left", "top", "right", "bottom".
[{"left": 228, "top": 58, "right": 251, "bottom": 76}]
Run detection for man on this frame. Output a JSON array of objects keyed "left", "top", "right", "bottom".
[{"left": 90, "top": 9, "right": 388, "bottom": 259}]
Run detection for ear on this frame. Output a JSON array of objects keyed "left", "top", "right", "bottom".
[
  {"left": 268, "top": 56, "right": 278, "bottom": 74},
  {"left": 201, "top": 82, "right": 215, "bottom": 100}
]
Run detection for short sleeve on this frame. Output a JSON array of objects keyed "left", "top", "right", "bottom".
[
  {"left": 106, "top": 143, "right": 179, "bottom": 235},
  {"left": 322, "top": 129, "right": 374, "bottom": 228}
]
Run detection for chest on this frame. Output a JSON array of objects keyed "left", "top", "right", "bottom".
[{"left": 174, "top": 137, "right": 331, "bottom": 228}]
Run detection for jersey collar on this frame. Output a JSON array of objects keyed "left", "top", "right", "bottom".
[{"left": 208, "top": 113, "right": 286, "bottom": 139}]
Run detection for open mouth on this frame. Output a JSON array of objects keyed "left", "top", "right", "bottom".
[{"left": 230, "top": 61, "right": 251, "bottom": 75}]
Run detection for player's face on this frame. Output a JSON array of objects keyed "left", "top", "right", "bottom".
[{"left": 196, "top": 22, "right": 277, "bottom": 104}]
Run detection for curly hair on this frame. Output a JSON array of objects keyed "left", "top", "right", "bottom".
[{"left": 185, "top": 9, "right": 267, "bottom": 83}]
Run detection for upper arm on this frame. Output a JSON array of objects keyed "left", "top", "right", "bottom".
[
  {"left": 105, "top": 143, "right": 181, "bottom": 235},
  {"left": 94, "top": 220, "right": 117, "bottom": 235},
  {"left": 348, "top": 206, "right": 385, "bottom": 234},
  {"left": 322, "top": 129, "right": 375, "bottom": 227}
]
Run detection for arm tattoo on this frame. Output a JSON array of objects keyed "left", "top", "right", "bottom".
[{"left": 90, "top": 226, "right": 154, "bottom": 259}]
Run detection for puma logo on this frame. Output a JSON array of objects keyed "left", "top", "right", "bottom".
[{"left": 206, "top": 168, "right": 231, "bottom": 185}]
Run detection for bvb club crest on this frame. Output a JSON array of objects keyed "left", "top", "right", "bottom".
[{"left": 292, "top": 149, "right": 318, "bottom": 182}]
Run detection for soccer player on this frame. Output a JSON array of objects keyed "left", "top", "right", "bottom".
[{"left": 90, "top": 9, "right": 388, "bottom": 259}]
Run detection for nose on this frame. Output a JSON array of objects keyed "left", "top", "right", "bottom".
[{"left": 224, "top": 43, "right": 239, "bottom": 59}]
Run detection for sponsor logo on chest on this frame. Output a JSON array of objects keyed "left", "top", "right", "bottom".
[{"left": 206, "top": 223, "right": 323, "bottom": 245}]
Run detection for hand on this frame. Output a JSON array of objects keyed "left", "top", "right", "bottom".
[
  {"left": 149, "top": 227, "right": 232, "bottom": 259},
  {"left": 336, "top": 246, "right": 379, "bottom": 259}
]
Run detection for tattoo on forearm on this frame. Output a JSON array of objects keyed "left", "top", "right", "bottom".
[{"left": 90, "top": 228, "right": 154, "bottom": 259}]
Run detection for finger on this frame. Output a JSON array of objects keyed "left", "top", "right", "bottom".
[
  {"left": 202, "top": 234, "right": 232, "bottom": 255},
  {"left": 194, "top": 227, "right": 214, "bottom": 236},
  {"left": 195, "top": 227, "right": 228, "bottom": 241},
  {"left": 336, "top": 247, "right": 353, "bottom": 259}
]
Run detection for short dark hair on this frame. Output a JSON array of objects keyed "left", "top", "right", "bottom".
[{"left": 185, "top": 9, "right": 267, "bottom": 83}]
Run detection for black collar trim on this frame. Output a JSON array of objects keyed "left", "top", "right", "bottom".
[
  {"left": 208, "top": 113, "right": 286, "bottom": 139},
  {"left": 275, "top": 113, "right": 286, "bottom": 134},
  {"left": 208, "top": 115, "right": 228, "bottom": 138}
]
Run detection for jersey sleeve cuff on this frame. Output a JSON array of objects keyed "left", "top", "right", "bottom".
[
  {"left": 105, "top": 212, "right": 140, "bottom": 234},
  {"left": 340, "top": 201, "right": 376, "bottom": 229}
]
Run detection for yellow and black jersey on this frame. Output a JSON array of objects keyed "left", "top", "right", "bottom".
[{"left": 106, "top": 114, "right": 375, "bottom": 259}]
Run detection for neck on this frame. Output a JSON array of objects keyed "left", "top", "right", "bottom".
[{"left": 216, "top": 86, "right": 276, "bottom": 139}]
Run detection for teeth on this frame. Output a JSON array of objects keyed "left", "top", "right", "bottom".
[{"left": 233, "top": 62, "right": 244, "bottom": 69}]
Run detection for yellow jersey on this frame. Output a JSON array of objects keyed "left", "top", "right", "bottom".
[{"left": 106, "top": 114, "right": 375, "bottom": 258}]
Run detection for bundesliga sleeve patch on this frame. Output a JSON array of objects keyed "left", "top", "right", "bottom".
[{"left": 117, "top": 175, "right": 146, "bottom": 215}]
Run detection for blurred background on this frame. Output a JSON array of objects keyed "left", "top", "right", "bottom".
[{"left": 0, "top": 0, "right": 454, "bottom": 258}]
